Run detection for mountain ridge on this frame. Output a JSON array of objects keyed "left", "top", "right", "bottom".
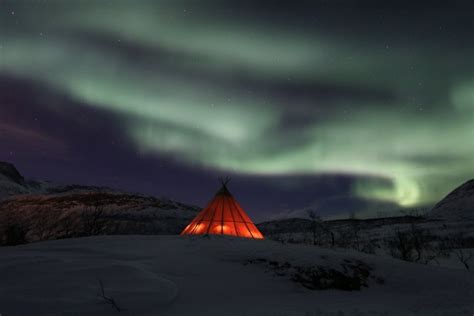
[
  {"left": 0, "top": 161, "right": 201, "bottom": 244},
  {"left": 0, "top": 161, "right": 25, "bottom": 184},
  {"left": 428, "top": 179, "right": 474, "bottom": 220}
]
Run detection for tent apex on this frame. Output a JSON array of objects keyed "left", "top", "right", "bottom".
[
  {"left": 216, "top": 176, "right": 231, "bottom": 196},
  {"left": 219, "top": 176, "right": 231, "bottom": 186}
]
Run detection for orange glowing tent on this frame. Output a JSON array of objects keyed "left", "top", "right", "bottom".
[{"left": 181, "top": 179, "right": 264, "bottom": 239}]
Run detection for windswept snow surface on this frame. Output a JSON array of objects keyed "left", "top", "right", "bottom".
[{"left": 0, "top": 236, "right": 473, "bottom": 316}]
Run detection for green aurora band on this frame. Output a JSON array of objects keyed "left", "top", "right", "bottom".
[{"left": 1, "top": 2, "right": 473, "bottom": 208}]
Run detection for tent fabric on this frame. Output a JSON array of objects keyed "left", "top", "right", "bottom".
[{"left": 180, "top": 184, "right": 264, "bottom": 239}]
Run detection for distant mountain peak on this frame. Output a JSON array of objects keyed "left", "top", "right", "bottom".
[
  {"left": 0, "top": 161, "right": 25, "bottom": 184},
  {"left": 429, "top": 179, "right": 474, "bottom": 220}
]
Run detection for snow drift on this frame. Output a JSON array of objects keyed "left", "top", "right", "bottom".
[{"left": 0, "top": 235, "right": 473, "bottom": 316}]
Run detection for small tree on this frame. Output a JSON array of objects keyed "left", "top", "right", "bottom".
[
  {"left": 387, "top": 229, "right": 415, "bottom": 261},
  {"left": 323, "top": 224, "right": 336, "bottom": 248},
  {"left": 447, "top": 233, "right": 473, "bottom": 271},
  {"left": 348, "top": 212, "right": 362, "bottom": 251},
  {"left": 409, "top": 223, "right": 433, "bottom": 263},
  {"left": 31, "top": 207, "right": 55, "bottom": 241},
  {"left": 335, "top": 227, "right": 353, "bottom": 249},
  {"left": 2, "top": 222, "right": 28, "bottom": 246},
  {"left": 307, "top": 209, "right": 322, "bottom": 246},
  {"left": 58, "top": 212, "right": 79, "bottom": 239},
  {"left": 386, "top": 223, "right": 435, "bottom": 264},
  {"left": 454, "top": 248, "right": 473, "bottom": 271},
  {"left": 81, "top": 204, "right": 107, "bottom": 236}
]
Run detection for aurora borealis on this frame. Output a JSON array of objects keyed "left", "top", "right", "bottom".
[{"left": 1, "top": 1, "right": 473, "bottom": 219}]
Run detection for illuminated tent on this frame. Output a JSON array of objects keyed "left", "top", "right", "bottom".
[{"left": 180, "top": 179, "right": 264, "bottom": 239}]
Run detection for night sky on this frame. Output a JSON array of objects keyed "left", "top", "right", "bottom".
[{"left": 1, "top": 1, "right": 473, "bottom": 221}]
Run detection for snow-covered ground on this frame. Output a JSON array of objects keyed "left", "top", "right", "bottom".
[{"left": 0, "top": 235, "right": 473, "bottom": 316}]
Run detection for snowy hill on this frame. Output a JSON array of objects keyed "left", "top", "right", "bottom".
[
  {"left": 257, "top": 179, "right": 474, "bottom": 261},
  {"left": 0, "top": 161, "right": 123, "bottom": 199},
  {"left": 428, "top": 179, "right": 474, "bottom": 220},
  {"left": 0, "top": 192, "right": 200, "bottom": 244},
  {"left": 270, "top": 196, "right": 400, "bottom": 220},
  {"left": 258, "top": 215, "right": 427, "bottom": 238},
  {"left": 0, "top": 235, "right": 472, "bottom": 316},
  {"left": 0, "top": 161, "right": 200, "bottom": 244},
  {"left": 0, "top": 161, "right": 25, "bottom": 184},
  {"left": 0, "top": 161, "right": 42, "bottom": 198}
]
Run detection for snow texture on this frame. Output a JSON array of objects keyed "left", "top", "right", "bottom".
[{"left": 0, "top": 235, "right": 473, "bottom": 316}]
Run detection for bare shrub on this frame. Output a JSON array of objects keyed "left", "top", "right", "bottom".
[
  {"left": 81, "top": 205, "right": 107, "bottom": 236},
  {"left": 333, "top": 219, "right": 362, "bottom": 251},
  {"left": 446, "top": 233, "right": 474, "bottom": 271},
  {"left": 360, "top": 239, "right": 377, "bottom": 254},
  {"left": 349, "top": 219, "right": 362, "bottom": 251},
  {"left": 409, "top": 223, "right": 434, "bottom": 263},
  {"left": 335, "top": 227, "right": 353, "bottom": 249},
  {"left": 1, "top": 222, "right": 28, "bottom": 246},
  {"left": 245, "top": 258, "right": 382, "bottom": 291},
  {"left": 387, "top": 229, "right": 415, "bottom": 261},
  {"left": 307, "top": 210, "right": 323, "bottom": 246},
  {"left": 31, "top": 207, "right": 56, "bottom": 241},
  {"left": 58, "top": 213, "right": 78, "bottom": 239},
  {"left": 386, "top": 224, "right": 435, "bottom": 264}
]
